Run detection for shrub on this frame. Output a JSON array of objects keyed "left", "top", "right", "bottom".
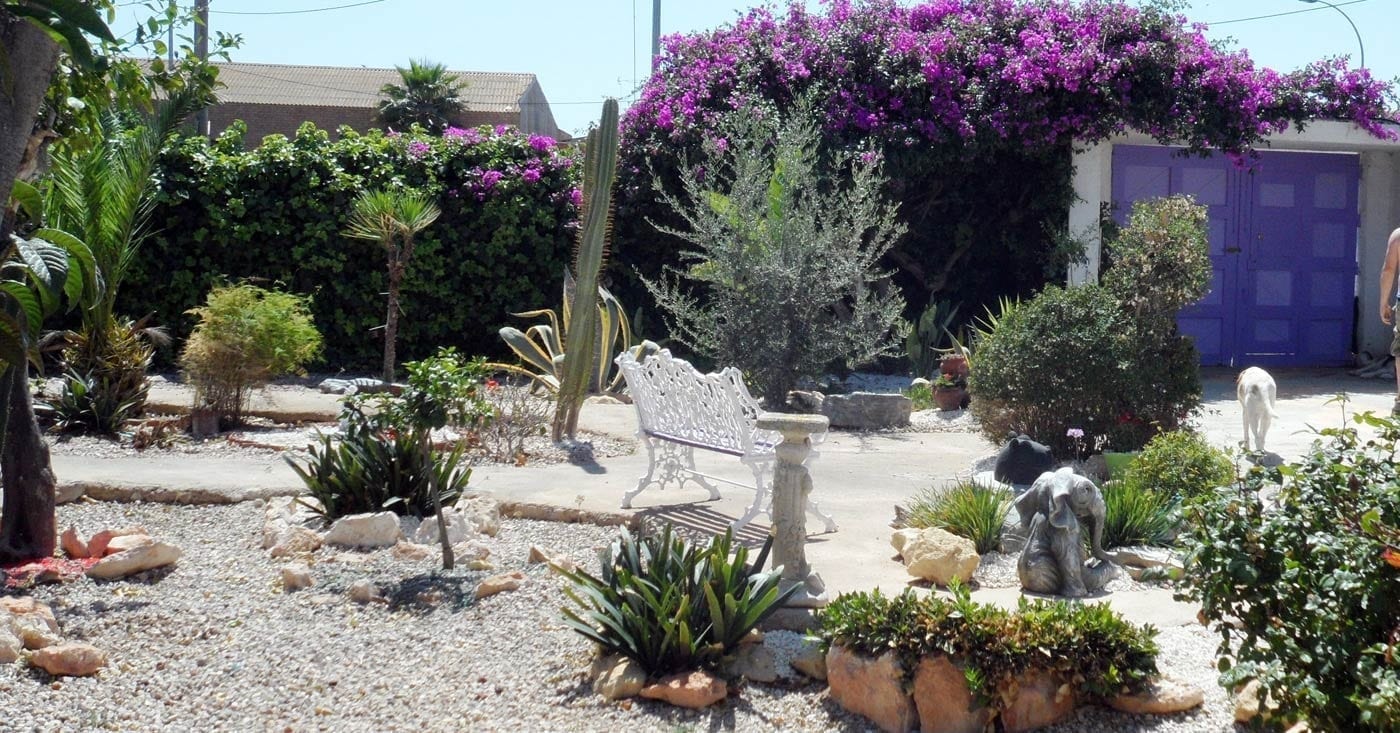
[
  {"left": 179, "top": 283, "right": 322, "bottom": 426},
  {"left": 1099, "top": 480, "right": 1176, "bottom": 550},
  {"left": 559, "top": 525, "right": 795, "bottom": 676},
  {"left": 969, "top": 285, "right": 1200, "bottom": 455},
  {"left": 819, "top": 583, "right": 1159, "bottom": 708},
  {"left": 1177, "top": 414, "right": 1400, "bottom": 729},
  {"left": 1121, "top": 429, "right": 1234, "bottom": 504},
  {"left": 42, "top": 369, "right": 144, "bottom": 435},
  {"left": 904, "top": 382, "right": 934, "bottom": 411},
  {"left": 289, "top": 405, "right": 471, "bottom": 521},
  {"left": 905, "top": 481, "right": 1009, "bottom": 554},
  {"left": 1101, "top": 196, "right": 1213, "bottom": 331},
  {"left": 475, "top": 379, "right": 549, "bottom": 464},
  {"left": 127, "top": 123, "right": 579, "bottom": 369},
  {"left": 642, "top": 102, "right": 905, "bottom": 402}
]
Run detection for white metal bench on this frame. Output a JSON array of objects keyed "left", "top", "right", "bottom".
[{"left": 614, "top": 349, "right": 838, "bottom": 532}]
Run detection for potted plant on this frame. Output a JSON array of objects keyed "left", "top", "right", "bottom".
[
  {"left": 932, "top": 372, "right": 966, "bottom": 411},
  {"left": 939, "top": 352, "right": 969, "bottom": 380}
]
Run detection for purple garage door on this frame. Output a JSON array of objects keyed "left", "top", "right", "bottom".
[{"left": 1111, "top": 145, "right": 1359, "bottom": 367}]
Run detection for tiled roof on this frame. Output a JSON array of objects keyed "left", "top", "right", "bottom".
[{"left": 212, "top": 62, "right": 535, "bottom": 112}]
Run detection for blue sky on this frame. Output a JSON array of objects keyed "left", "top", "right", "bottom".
[{"left": 119, "top": 0, "right": 1398, "bottom": 137}]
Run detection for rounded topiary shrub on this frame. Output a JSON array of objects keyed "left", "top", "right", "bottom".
[
  {"left": 1121, "top": 429, "right": 1234, "bottom": 503},
  {"left": 969, "top": 284, "right": 1199, "bottom": 456}
]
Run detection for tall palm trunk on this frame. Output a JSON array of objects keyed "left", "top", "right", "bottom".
[
  {"left": 384, "top": 259, "right": 403, "bottom": 383},
  {"left": 0, "top": 365, "right": 57, "bottom": 563}
]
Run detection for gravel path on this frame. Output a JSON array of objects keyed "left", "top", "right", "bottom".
[{"left": 0, "top": 501, "right": 1236, "bottom": 732}]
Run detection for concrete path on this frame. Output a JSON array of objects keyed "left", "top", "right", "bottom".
[{"left": 46, "top": 368, "right": 1399, "bottom": 627}]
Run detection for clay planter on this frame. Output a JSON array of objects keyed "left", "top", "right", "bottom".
[
  {"left": 933, "top": 386, "right": 965, "bottom": 412},
  {"left": 939, "top": 354, "right": 969, "bottom": 380}
]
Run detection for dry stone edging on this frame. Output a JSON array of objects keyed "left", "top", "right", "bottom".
[{"left": 71, "top": 480, "right": 301, "bottom": 505}]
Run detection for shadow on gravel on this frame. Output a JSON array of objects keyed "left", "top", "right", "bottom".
[{"left": 381, "top": 573, "right": 478, "bottom": 615}]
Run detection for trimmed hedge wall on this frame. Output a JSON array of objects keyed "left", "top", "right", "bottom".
[{"left": 123, "top": 122, "right": 580, "bottom": 369}]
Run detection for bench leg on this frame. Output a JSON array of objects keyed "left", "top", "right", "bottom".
[
  {"left": 622, "top": 434, "right": 659, "bottom": 509},
  {"left": 624, "top": 437, "right": 721, "bottom": 509},
  {"left": 730, "top": 461, "right": 771, "bottom": 532},
  {"left": 682, "top": 445, "right": 722, "bottom": 501},
  {"left": 805, "top": 497, "right": 839, "bottom": 533}
]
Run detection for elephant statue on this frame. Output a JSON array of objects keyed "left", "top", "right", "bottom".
[{"left": 1014, "top": 467, "right": 1118, "bottom": 597}]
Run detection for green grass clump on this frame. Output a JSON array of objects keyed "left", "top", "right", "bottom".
[
  {"left": 906, "top": 481, "right": 1010, "bottom": 554},
  {"left": 1100, "top": 479, "right": 1176, "bottom": 549}
]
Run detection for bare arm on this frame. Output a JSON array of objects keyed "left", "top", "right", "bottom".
[{"left": 1382, "top": 228, "right": 1400, "bottom": 326}]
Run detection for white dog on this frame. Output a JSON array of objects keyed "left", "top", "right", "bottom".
[{"left": 1237, "top": 366, "right": 1278, "bottom": 452}]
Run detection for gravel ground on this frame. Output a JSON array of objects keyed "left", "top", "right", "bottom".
[{"left": 0, "top": 501, "right": 1236, "bottom": 732}]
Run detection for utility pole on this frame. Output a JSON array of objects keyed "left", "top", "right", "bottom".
[
  {"left": 194, "top": 0, "right": 210, "bottom": 135},
  {"left": 166, "top": 0, "right": 175, "bottom": 66},
  {"left": 650, "top": 0, "right": 660, "bottom": 71}
]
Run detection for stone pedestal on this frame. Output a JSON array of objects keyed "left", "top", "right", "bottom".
[{"left": 756, "top": 412, "right": 828, "bottom": 608}]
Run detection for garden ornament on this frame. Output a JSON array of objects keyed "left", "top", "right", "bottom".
[
  {"left": 1014, "top": 467, "right": 1117, "bottom": 597},
  {"left": 994, "top": 432, "right": 1055, "bottom": 486}
]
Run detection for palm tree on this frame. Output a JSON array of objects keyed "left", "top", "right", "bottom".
[
  {"left": 343, "top": 188, "right": 440, "bottom": 382},
  {"left": 376, "top": 59, "right": 467, "bottom": 134}
]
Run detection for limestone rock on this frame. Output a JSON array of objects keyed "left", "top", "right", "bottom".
[
  {"left": 455, "top": 495, "right": 501, "bottom": 537},
  {"left": 348, "top": 580, "right": 382, "bottom": 604},
  {"left": 789, "top": 639, "right": 827, "bottom": 681},
  {"left": 890, "top": 528, "right": 921, "bottom": 556},
  {"left": 412, "top": 508, "right": 471, "bottom": 546},
  {"left": 590, "top": 654, "right": 646, "bottom": 701},
  {"left": 0, "top": 630, "right": 20, "bottom": 664},
  {"left": 324, "top": 512, "right": 402, "bottom": 548},
  {"left": 452, "top": 540, "right": 492, "bottom": 563},
  {"left": 9, "top": 615, "right": 60, "bottom": 650},
  {"left": 269, "top": 527, "right": 324, "bottom": 558},
  {"left": 280, "top": 564, "right": 314, "bottom": 591},
  {"left": 261, "top": 497, "right": 322, "bottom": 549},
  {"left": 1000, "top": 670, "right": 1074, "bottom": 733},
  {"left": 86, "top": 527, "right": 149, "bottom": 558},
  {"left": 0, "top": 597, "right": 58, "bottom": 635},
  {"left": 55, "top": 482, "right": 84, "bottom": 504},
  {"left": 1108, "top": 675, "right": 1205, "bottom": 715},
  {"left": 821, "top": 392, "right": 912, "bottom": 430},
  {"left": 993, "top": 434, "right": 1054, "bottom": 486},
  {"left": 391, "top": 541, "right": 433, "bottom": 562},
  {"left": 29, "top": 642, "right": 106, "bottom": 677},
  {"left": 1114, "top": 547, "right": 1185, "bottom": 581},
  {"left": 585, "top": 394, "right": 626, "bottom": 405},
  {"left": 86, "top": 541, "right": 182, "bottom": 580},
  {"left": 104, "top": 534, "right": 155, "bottom": 555},
  {"left": 475, "top": 571, "right": 525, "bottom": 599},
  {"left": 912, "top": 656, "right": 992, "bottom": 733},
  {"left": 786, "top": 390, "right": 826, "bottom": 414},
  {"left": 900, "top": 528, "right": 980, "bottom": 587},
  {"left": 60, "top": 526, "right": 89, "bottom": 559},
  {"left": 1234, "top": 679, "right": 1279, "bottom": 724},
  {"left": 639, "top": 670, "right": 727, "bottom": 709},
  {"left": 910, "top": 377, "right": 932, "bottom": 389},
  {"left": 826, "top": 645, "right": 917, "bottom": 733},
  {"left": 738, "top": 628, "right": 764, "bottom": 646},
  {"left": 722, "top": 643, "right": 777, "bottom": 683}
]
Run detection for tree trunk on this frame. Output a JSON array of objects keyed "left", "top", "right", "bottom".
[
  {"left": 0, "top": 15, "right": 63, "bottom": 564},
  {"left": 0, "top": 365, "right": 57, "bottom": 563},
  {"left": 383, "top": 265, "right": 401, "bottom": 384}
]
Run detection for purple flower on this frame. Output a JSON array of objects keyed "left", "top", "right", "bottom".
[
  {"left": 481, "top": 170, "right": 504, "bottom": 190},
  {"left": 1066, "top": 428, "right": 1085, "bottom": 439},
  {"left": 528, "top": 134, "right": 556, "bottom": 152},
  {"left": 569, "top": 187, "right": 582, "bottom": 207},
  {"left": 406, "top": 140, "right": 430, "bottom": 159},
  {"left": 521, "top": 167, "right": 541, "bottom": 183},
  {"left": 443, "top": 126, "right": 483, "bottom": 144},
  {"left": 494, "top": 124, "right": 509, "bottom": 136}
]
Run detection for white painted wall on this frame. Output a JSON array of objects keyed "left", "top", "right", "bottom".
[{"left": 1069, "top": 122, "right": 1400, "bottom": 361}]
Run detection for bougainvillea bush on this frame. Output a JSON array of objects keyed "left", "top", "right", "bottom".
[
  {"left": 124, "top": 122, "right": 579, "bottom": 368},
  {"left": 616, "top": 0, "right": 1395, "bottom": 322}
]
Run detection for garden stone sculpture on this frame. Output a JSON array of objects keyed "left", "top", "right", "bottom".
[
  {"left": 994, "top": 433, "right": 1055, "bottom": 486},
  {"left": 1014, "top": 467, "right": 1117, "bottom": 597}
]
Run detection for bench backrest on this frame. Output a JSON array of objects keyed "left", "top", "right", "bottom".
[{"left": 615, "top": 349, "right": 771, "bottom": 456}]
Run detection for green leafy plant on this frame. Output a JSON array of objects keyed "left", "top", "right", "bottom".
[
  {"left": 819, "top": 583, "right": 1159, "bottom": 709},
  {"left": 42, "top": 369, "right": 142, "bottom": 435},
  {"left": 1177, "top": 412, "right": 1400, "bottom": 729},
  {"left": 641, "top": 99, "right": 906, "bottom": 404},
  {"left": 1099, "top": 479, "right": 1176, "bottom": 550},
  {"left": 178, "top": 283, "right": 323, "bottom": 427},
  {"left": 559, "top": 525, "right": 796, "bottom": 676},
  {"left": 906, "top": 299, "right": 958, "bottom": 380},
  {"left": 1120, "top": 429, "right": 1234, "bottom": 504},
  {"left": 904, "top": 382, "right": 934, "bottom": 411},
  {"left": 343, "top": 187, "right": 441, "bottom": 383},
  {"left": 905, "top": 481, "right": 1009, "bottom": 554},
  {"left": 493, "top": 270, "right": 658, "bottom": 394},
  {"left": 289, "top": 404, "right": 471, "bottom": 522}
]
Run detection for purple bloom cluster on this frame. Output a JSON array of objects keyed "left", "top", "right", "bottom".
[{"left": 622, "top": 0, "right": 1396, "bottom": 157}]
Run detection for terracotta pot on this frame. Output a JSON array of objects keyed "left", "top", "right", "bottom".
[
  {"left": 933, "top": 386, "right": 965, "bottom": 412},
  {"left": 940, "top": 354, "right": 970, "bottom": 379}
]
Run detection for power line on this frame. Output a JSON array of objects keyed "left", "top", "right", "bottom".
[
  {"left": 211, "top": 0, "right": 388, "bottom": 16},
  {"left": 1205, "top": 0, "right": 1369, "bottom": 26}
]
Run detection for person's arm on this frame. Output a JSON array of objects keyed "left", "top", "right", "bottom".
[{"left": 1381, "top": 229, "right": 1400, "bottom": 326}]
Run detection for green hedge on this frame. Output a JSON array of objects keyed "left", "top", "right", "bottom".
[{"left": 123, "top": 122, "right": 580, "bottom": 369}]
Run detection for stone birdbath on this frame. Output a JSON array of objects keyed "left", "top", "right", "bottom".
[{"left": 755, "top": 411, "right": 829, "bottom": 608}]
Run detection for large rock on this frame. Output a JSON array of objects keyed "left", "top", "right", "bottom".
[
  {"left": 822, "top": 392, "right": 912, "bottom": 430},
  {"left": 86, "top": 541, "right": 182, "bottom": 580},
  {"left": 639, "top": 670, "right": 728, "bottom": 709},
  {"left": 722, "top": 643, "right": 778, "bottom": 683},
  {"left": 993, "top": 434, "right": 1055, "bottom": 486},
  {"left": 912, "top": 656, "right": 993, "bottom": 733},
  {"left": 1000, "top": 670, "right": 1075, "bottom": 733},
  {"left": 269, "top": 527, "right": 324, "bottom": 558},
  {"left": 0, "top": 630, "right": 20, "bottom": 664},
  {"left": 0, "top": 597, "right": 58, "bottom": 635},
  {"left": 261, "top": 497, "right": 323, "bottom": 549},
  {"left": 28, "top": 642, "right": 107, "bottom": 677},
  {"left": 1234, "top": 679, "right": 1279, "bottom": 724},
  {"left": 826, "top": 645, "right": 917, "bottom": 733},
  {"left": 590, "top": 654, "right": 647, "bottom": 701},
  {"left": 788, "top": 638, "right": 827, "bottom": 681},
  {"left": 1108, "top": 675, "right": 1205, "bottom": 715},
  {"left": 455, "top": 495, "right": 501, "bottom": 537},
  {"left": 890, "top": 528, "right": 921, "bottom": 556},
  {"left": 7, "top": 613, "right": 60, "bottom": 650},
  {"left": 86, "top": 526, "right": 149, "bottom": 558},
  {"left": 412, "top": 508, "right": 472, "bottom": 545},
  {"left": 60, "top": 526, "right": 89, "bottom": 559},
  {"left": 324, "top": 512, "right": 402, "bottom": 548},
  {"left": 900, "top": 527, "right": 980, "bottom": 587},
  {"left": 104, "top": 534, "right": 155, "bottom": 555}
]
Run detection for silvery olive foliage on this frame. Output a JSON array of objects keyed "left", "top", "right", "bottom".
[{"left": 643, "top": 103, "right": 906, "bottom": 403}]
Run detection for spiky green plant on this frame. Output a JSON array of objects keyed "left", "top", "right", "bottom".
[
  {"left": 343, "top": 188, "right": 441, "bottom": 383},
  {"left": 552, "top": 98, "right": 618, "bottom": 442},
  {"left": 906, "top": 299, "right": 958, "bottom": 379},
  {"left": 906, "top": 480, "right": 1011, "bottom": 554},
  {"left": 1100, "top": 479, "right": 1177, "bottom": 549}
]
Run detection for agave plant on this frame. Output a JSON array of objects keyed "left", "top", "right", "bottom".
[{"left": 493, "top": 269, "right": 657, "bottom": 395}]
